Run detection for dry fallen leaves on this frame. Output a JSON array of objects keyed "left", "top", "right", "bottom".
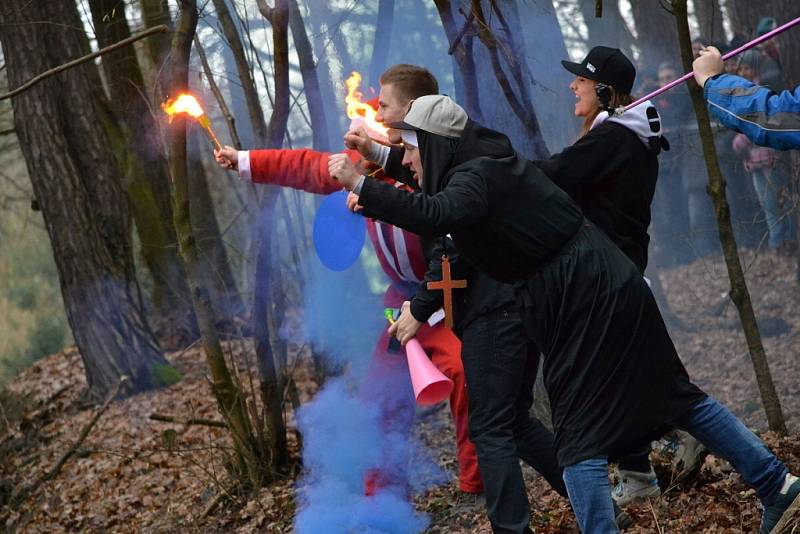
[{"left": 2, "top": 250, "right": 799, "bottom": 532}]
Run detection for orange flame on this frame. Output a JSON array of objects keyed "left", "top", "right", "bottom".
[
  {"left": 162, "top": 93, "right": 221, "bottom": 150},
  {"left": 345, "top": 72, "right": 388, "bottom": 138},
  {"left": 163, "top": 93, "right": 206, "bottom": 122}
]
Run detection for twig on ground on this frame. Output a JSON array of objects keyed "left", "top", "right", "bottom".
[
  {"left": 149, "top": 413, "right": 227, "bottom": 428},
  {"left": 11, "top": 376, "right": 128, "bottom": 508}
]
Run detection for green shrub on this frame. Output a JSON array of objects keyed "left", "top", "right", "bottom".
[
  {"left": 26, "top": 315, "right": 66, "bottom": 360},
  {"left": 151, "top": 363, "right": 182, "bottom": 388}
]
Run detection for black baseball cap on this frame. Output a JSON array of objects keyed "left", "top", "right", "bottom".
[{"left": 561, "top": 46, "right": 636, "bottom": 95}]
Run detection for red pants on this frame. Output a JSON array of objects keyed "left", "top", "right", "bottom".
[{"left": 364, "top": 323, "right": 482, "bottom": 494}]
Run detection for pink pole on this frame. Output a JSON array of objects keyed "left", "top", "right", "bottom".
[{"left": 624, "top": 16, "right": 800, "bottom": 112}]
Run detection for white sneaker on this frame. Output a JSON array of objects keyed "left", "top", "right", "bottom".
[
  {"left": 612, "top": 468, "right": 661, "bottom": 506},
  {"left": 655, "top": 430, "right": 708, "bottom": 479}
]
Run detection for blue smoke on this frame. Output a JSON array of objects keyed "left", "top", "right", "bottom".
[
  {"left": 300, "top": 258, "right": 385, "bottom": 378},
  {"left": 295, "top": 258, "right": 447, "bottom": 533},
  {"left": 295, "top": 378, "right": 437, "bottom": 534}
]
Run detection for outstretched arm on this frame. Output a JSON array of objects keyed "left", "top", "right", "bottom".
[
  {"left": 353, "top": 172, "right": 488, "bottom": 236},
  {"left": 703, "top": 75, "right": 800, "bottom": 151},
  {"left": 215, "top": 145, "right": 359, "bottom": 195}
]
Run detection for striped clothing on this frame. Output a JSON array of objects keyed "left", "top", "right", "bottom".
[{"left": 241, "top": 148, "right": 429, "bottom": 305}]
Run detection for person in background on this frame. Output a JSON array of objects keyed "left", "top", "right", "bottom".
[
  {"left": 728, "top": 51, "right": 796, "bottom": 253},
  {"left": 650, "top": 60, "right": 693, "bottom": 266}
]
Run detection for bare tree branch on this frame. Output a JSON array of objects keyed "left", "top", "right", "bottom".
[
  {"left": 0, "top": 25, "right": 169, "bottom": 101},
  {"left": 194, "top": 35, "right": 242, "bottom": 149}
]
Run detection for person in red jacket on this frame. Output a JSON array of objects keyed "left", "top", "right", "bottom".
[{"left": 214, "top": 65, "right": 482, "bottom": 496}]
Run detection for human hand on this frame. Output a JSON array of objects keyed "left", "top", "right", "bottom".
[
  {"left": 214, "top": 145, "right": 238, "bottom": 170},
  {"left": 692, "top": 46, "right": 724, "bottom": 88},
  {"left": 387, "top": 128, "right": 403, "bottom": 145},
  {"left": 328, "top": 153, "right": 362, "bottom": 190},
  {"left": 346, "top": 191, "right": 363, "bottom": 213},
  {"left": 388, "top": 301, "right": 422, "bottom": 346},
  {"left": 343, "top": 125, "right": 374, "bottom": 158}
]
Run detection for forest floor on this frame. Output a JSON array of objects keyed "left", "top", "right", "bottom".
[{"left": 2, "top": 249, "right": 799, "bottom": 533}]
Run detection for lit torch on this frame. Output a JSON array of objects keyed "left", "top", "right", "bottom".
[
  {"left": 345, "top": 72, "right": 389, "bottom": 144},
  {"left": 162, "top": 93, "right": 223, "bottom": 151}
]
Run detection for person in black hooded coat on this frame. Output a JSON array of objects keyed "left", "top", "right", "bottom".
[{"left": 328, "top": 95, "right": 799, "bottom": 534}]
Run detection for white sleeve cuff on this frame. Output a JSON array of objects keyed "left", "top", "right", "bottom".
[
  {"left": 367, "top": 143, "right": 390, "bottom": 168},
  {"left": 352, "top": 175, "right": 366, "bottom": 194},
  {"left": 238, "top": 151, "right": 251, "bottom": 181}
]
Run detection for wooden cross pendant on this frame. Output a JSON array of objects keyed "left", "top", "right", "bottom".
[{"left": 426, "top": 255, "right": 467, "bottom": 329}]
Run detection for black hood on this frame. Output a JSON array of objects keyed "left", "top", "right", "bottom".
[{"left": 418, "top": 119, "right": 515, "bottom": 196}]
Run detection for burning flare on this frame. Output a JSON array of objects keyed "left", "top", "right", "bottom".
[
  {"left": 345, "top": 72, "right": 389, "bottom": 141},
  {"left": 162, "top": 93, "right": 222, "bottom": 150}
]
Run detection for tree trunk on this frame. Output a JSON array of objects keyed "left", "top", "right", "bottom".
[
  {"left": 288, "top": 0, "right": 330, "bottom": 151},
  {"left": 725, "top": 0, "right": 759, "bottom": 39},
  {"left": 433, "top": 0, "right": 484, "bottom": 122},
  {"left": 212, "top": 0, "right": 269, "bottom": 146},
  {"left": 694, "top": 0, "right": 725, "bottom": 44},
  {"left": 435, "top": 0, "right": 552, "bottom": 159},
  {"left": 672, "top": 0, "right": 787, "bottom": 435},
  {"left": 261, "top": 0, "right": 291, "bottom": 149},
  {"left": 163, "top": 0, "right": 270, "bottom": 488},
  {"left": 578, "top": 0, "right": 635, "bottom": 60},
  {"left": 187, "top": 132, "right": 244, "bottom": 320},
  {"left": 256, "top": 0, "right": 292, "bottom": 472},
  {"left": 305, "top": 0, "right": 349, "bottom": 142},
  {"left": 470, "top": 0, "right": 549, "bottom": 158},
  {"left": 368, "top": 0, "right": 395, "bottom": 90},
  {"left": 140, "top": 0, "right": 173, "bottom": 67},
  {"left": 630, "top": 1, "right": 681, "bottom": 70},
  {"left": 88, "top": 0, "right": 196, "bottom": 342},
  {"left": 0, "top": 0, "right": 173, "bottom": 400}
]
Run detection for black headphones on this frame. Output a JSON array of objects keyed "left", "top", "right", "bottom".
[{"left": 595, "top": 82, "right": 615, "bottom": 114}]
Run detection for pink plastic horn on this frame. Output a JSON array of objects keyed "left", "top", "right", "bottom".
[
  {"left": 404, "top": 338, "right": 454, "bottom": 406},
  {"left": 625, "top": 15, "right": 800, "bottom": 112}
]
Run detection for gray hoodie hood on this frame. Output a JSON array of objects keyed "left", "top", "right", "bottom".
[{"left": 591, "top": 100, "right": 667, "bottom": 152}]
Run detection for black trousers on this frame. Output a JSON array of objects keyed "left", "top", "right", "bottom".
[{"left": 460, "top": 308, "right": 568, "bottom": 534}]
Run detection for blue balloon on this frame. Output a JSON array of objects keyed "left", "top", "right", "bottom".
[{"left": 313, "top": 190, "right": 366, "bottom": 271}]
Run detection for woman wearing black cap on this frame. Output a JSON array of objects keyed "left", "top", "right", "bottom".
[
  {"left": 328, "top": 93, "right": 799, "bottom": 534},
  {"left": 537, "top": 46, "right": 666, "bottom": 274},
  {"left": 535, "top": 46, "right": 690, "bottom": 507}
]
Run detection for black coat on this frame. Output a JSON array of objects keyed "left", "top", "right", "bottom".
[
  {"left": 536, "top": 121, "right": 658, "bottom": 274},
  {"left": 359, "top": 121, "right": 584, "bottom": 284},
  {"left": 358, "top": 121, "right": 704, "bottom": 467},
  {"left": 382, "top": 147, "right": 518, "bottom": 334}
]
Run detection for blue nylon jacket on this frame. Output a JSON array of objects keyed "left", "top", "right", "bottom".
[{"left": 704, "top": 73, "right": 800, "bottom": 150}]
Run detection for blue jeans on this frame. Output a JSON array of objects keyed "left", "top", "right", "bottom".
[
  {"left": 563, "top": 457, "right": 618, "bottom": 533},
  {"left": 751, "top": 169, "right": 795, "bottom": 249},
  {"left": 563, "top": 397, "right": 789, "bottom": 533}
]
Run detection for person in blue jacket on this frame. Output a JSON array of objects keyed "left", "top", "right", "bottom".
[{"left": 693, "top": 45, "right": 800, "bottom": 150}]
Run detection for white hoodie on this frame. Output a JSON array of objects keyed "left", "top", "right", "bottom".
[{"left": 590, "top": 99, "right": 664, "bottom": 149}]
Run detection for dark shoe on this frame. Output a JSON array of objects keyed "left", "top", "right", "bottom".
[
  {"left": 613, "top": 501, "right": 633, "bottom": 529},
  {"left": 760, "top": 474, "right": 800, "bottom": 534}
]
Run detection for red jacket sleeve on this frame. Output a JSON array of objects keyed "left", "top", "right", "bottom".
[{"left": 248, "top": 148, "right": 361, "bottom": 195}]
